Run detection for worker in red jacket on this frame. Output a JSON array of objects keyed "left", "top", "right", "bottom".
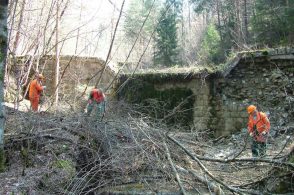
[
  {"left": 85, "top": 88, "right": 106, "bottom": 118},
  {"left": 29, "top": 74, "right": 46, "bottom": 112},
  {"left": 247, "top": 105, "right": 270, "bottom": 157}
]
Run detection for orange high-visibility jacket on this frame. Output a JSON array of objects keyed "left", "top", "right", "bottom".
[
  {"left": 248, "top": 112, "right": 270, "bottom": 142},
  {"left": 29, "top": 79, "right": 44, "bottom": 100}
]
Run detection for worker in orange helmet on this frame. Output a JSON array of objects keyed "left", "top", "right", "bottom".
[
  {"left": 247, "top": 105, "right": 270, "bottom": 157},
  {"left": 85, "top": 88, "right": 106, "bottom": 118},
  {"left": 29, "top": 74, "right": 46, "bottom": 112}
]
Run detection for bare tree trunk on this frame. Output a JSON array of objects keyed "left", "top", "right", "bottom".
[
  {"left": 95, "top": 0, "right": 126, "bottom": 88},
  {"left": 41, "top": 0, "right": 56, "bottom": 56},
  {"left": 42, "top": 0, "right": 69, "bottom": 56},
  {"left": 180, "top": 0, "right": 184, "bottom": 66},
  {"left": 54, "top": 0, "right": 60, "bottom": 108},
  {"left": 5, "top": 0, "right": 18, "bottom": 88},
  {"left": 0, "top": 0, "right": 8, "bottom": 172},
  {"left": 216, "top": 0, "right": 223, "bottom": 42},
  {"left": 12, "top": 0, "right": 26, "bottom": 54},
  {"left": 188, "top": 0, "right": 191, "bottom": 31},
  {"left": 243, "top": 0, "right": 249, "bottom": 44},
  {"left": 235, "top": 0, "right": 242, "bottom": 48},
  {"left": 285, "top": 0, "right": 293, "bottom": 43},
  {"left": 75, "top": 1, "right": 82, "bottom": 55}
]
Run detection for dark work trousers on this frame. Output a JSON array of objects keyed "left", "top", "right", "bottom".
[{"left": 251, "top": 139, "right": 266, "bottom": 157}]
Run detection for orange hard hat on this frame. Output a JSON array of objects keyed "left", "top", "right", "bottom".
[
  {"left": 247, "top": 105, "right": 256, "bottom": 114},
  {"left": 38, "top": 74, "right": 45, "bottom": 80}
]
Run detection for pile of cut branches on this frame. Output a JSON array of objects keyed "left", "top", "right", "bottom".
[{"left": 1, "top": 101, "right": 294, "bottom": 194}]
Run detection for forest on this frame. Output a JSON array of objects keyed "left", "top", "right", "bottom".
[{"left": 0, "top": 0, "right": 294, "bottom": 194}]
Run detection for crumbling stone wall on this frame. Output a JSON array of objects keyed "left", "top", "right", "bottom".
[
  {"left": 8, "top": 55, "right": 115, "bottom": 102},
  {"left": 213, "top": 58, "right": 294, "bottom": 136},
  {"left": 39, "top": 55, "right": 114, "bottom": 96},
  {"left": 154, "top": 79, "right": 211, "bottom": 130},
  {"left": 118, "top": 54, "right": 294, "bottom": 136}
]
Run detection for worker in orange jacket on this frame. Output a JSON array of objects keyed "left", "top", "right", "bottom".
[
  {"left": 247, "top": 105, "right": 270, "bottom": 157},
  {"left": 85, "top": 88, "right": 106, "bottom": 118},
  {"left": 29, "top": 74, "right": 46, "bottom": 112}
]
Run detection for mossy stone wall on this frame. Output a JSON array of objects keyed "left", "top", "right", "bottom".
[
  {"left": 118, "top": 77, "right": 195, "bottom": 127},
  {"left": 214, "top": 59, "right": 294, "bottom": 136},
  {"left": 117, "top": 56, "right": 294, "bottom": 136}
]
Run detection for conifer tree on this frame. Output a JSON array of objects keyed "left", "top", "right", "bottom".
[{"left": 154, "top": 0, "right": 182, "bottom": 67}]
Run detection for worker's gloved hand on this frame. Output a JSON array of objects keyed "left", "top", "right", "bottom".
[
  {"left": 261, "top": 131, "right": 267, "bottom": 136},
  {"left": 249, "top": 132, "right": 253, "bottom": 137},
  {"left": 43, "top": 86, "right": 47, "bottom": 89}
]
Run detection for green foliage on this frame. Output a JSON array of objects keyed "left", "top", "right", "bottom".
[
  {"left": 289, "top": 155, "right": 294, "bottom": 163},
  {"left": 154, "top": 0, "right": 182, "bottom": 67},
  {"left": 20, "top": 147, "right": 31, "bottom": 167},
  {"left": 250, "top": 0, "right": 294, "bottom": 46},
  {"left": 191, "top": 0, "right": 237, "bottom": 64},
  {"left": 124, "top": 0, "right": 159, "bottom": 40},
  {"left": 190, "top": 0, "right": 214, "bottom": 13},
  {"left": 199, "top": 23, "right": 224, "bottom": 64},
  {"left": 191, "top": 0, "right": 294, "bottom": 64},
  {"left": 52, "top": 159, "right": 75, "bottom": 175}
]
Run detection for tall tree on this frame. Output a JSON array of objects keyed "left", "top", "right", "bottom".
[
  {"left": 124, "top": 0, "right": 159, "bottom": 40},
  {"left": 251, "top": 0, "right": 294, "bottom": 46},
  {"left": 12, "top": 0, "right": 26, "bottom": 54},
  {"left": 199, "top": 22, "right": 222, "bottom": 64},
  {"left": 123, "top": 0, "right": 160, "bottom": 67},
  {"left": 154, "top": 0, "right": 182, "bottom": 67},
  {"left": 0, "top": 0, "right": 8, "bottom": 172},
  {"left": 190, "top": 0, "right": 254, "bottom": 64},
  {"left": 54, "top": 0, "right": 60, "bottom": 108},
  {"left": 243, "top": 0, "right": 249, "bottom": 44}
]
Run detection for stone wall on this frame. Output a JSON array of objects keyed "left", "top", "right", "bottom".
[
  {"left": 117, "top": 49, "right": 294, "bottom": 136},
  {"left": 153, "top": 79, "right": 212, "bottom": 130},
  {"left": 8, "top": 55, "right": 115, "bottom": 101},
  {"left": 40, "top": 56, "right": 114, "bottom": 97},
  {"left": 213, "top": 58, "right": 294, "bottom": 136}
]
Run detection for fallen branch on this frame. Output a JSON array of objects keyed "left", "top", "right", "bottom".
[
  {"left": 5, "top": 132, "right": 75, "bottom": 144},
  {"left": 163, "top": 141, "right": 187, "bottom": 195},
  {"left": 226, "top": 133, "right": 249, "bottom": 160},
  {"left": 176, "top": 165, "right": 224, "bottom": 195},
  {"left": 168, "top": 134, "right": 294, "bottom": 169},
  {"left": 274, "top": 135, "right": 291, "bottom": 158},
  {"left": 167, "top": 134, "right": 262, "bottom": 195}
]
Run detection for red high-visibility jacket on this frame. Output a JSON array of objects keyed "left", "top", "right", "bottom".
[
  {"left": 248, "top": 112, "right": 270, "bottom": 142},
  {"left": 89, "top": 89, "right": 105, "bottom": 103}
]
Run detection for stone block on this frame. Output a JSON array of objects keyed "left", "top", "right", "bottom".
[{"left": 223, "top": 112, "right": 231, "bottom": 118}]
